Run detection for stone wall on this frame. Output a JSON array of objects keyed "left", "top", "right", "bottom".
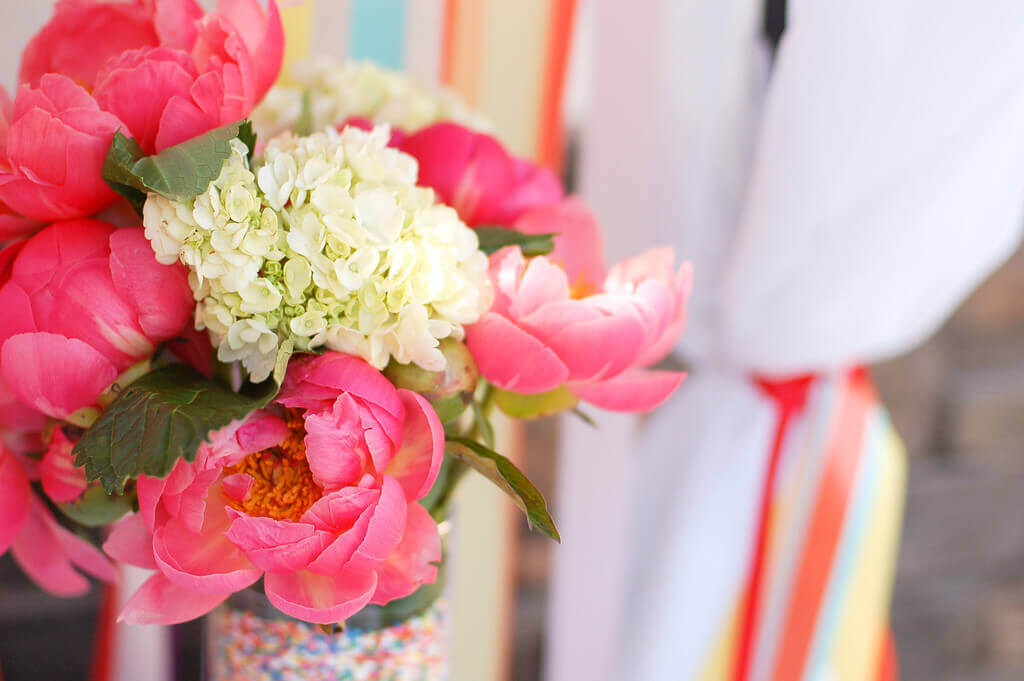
[{"left": 877, "top": 245, "right": 1024, "bottom": 681}]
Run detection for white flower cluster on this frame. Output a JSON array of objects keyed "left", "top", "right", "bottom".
[
  {"left": 252, "top": 58, "right": 490, "bottom": 140},
  {"left": 143, "top": 126, "right": 493, "bottom": 382}
]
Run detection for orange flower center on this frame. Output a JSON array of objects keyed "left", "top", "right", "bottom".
[
  {"left": 569, "top": 275, "right": 598, "bottom": 300},
  {"left": 224, "top": 411, "right": 322, "bottom": 522}
]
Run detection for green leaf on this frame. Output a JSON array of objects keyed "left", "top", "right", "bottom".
[
  {"left": 102, "top": 119, "right": 257, "bottom": 217},
  {"left": 475, "top": 226, "right": 556, "bottom": 256},
  {"left": 570, "top": 407, "right": 598, "bottom": 428},
  {"left": 420, "top": 455, "right": 467, "bottom": 522},
  {"left": 446, "top": 436, "right": 560, "bottom": 542},
  {"left": 74, "top": 365, "right": 280, "bottom": 494},
  {"left": 471, "top": 400, "right": 495, "bottom": 448},
  {"left": 493, "top": 385, "right": 578, "bottom": 419},
  {"left": 101, "top": 131, "right": 148, "bottom": 215},
  {"left": 237, "top": 119, "right": 257, "bottom": 165},
  {"left": 58, "top": 486, "right": 134, "bottom": 527}
]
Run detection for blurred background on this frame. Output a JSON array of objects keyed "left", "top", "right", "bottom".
[{"left": 2, "top": 2, "right": 1024, "bottom": 681}]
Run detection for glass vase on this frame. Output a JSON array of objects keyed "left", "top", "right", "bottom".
[{"left": 203, "top": 583, "right": 448, "bottom": 681}]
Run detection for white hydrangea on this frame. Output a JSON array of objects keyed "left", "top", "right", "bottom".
[
  {"left": 251, "top": 58, "right": 490, "bottom": 140},
  {"left": 143, "top": 126, "right": 493, "bottom": 382}
]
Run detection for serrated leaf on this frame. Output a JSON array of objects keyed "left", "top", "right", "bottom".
[
  {"left": 101, "top": 131, "right": 148, "bottom": 215},
  {"left": 475, "top": 226, "right": 555, "bottom": 256},
  {"left": 73, "top": 365, "right": 279, "bottom": 494},
  {"left": 58, "top": 486, "right": 134, "bottom": 527},
  {"left": 446, "top": 436, "right": 559, "bottom": 542},
  {"left": 238, "top": 119, "right": 257, "bottom": 165},
  {"left": 493, "top": 385, "right": 578, "bottom": 419},
  {"left": 102, "top": 119, "right": 257, "bottom": 217}
]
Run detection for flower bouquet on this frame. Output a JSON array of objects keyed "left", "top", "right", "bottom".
[{"left": 0, "top": 1, "right": 692, "bottom": 678}]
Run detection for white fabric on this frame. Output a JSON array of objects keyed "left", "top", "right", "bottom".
[
  {"left": 724, "top": 1, "right": 1024, "bottom": 373},
  {"left": 547, "top": 1, "right": 1024, "bottom": 680}
]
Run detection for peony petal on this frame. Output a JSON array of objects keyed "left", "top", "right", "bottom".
[
  {"left": 264, "top": 568, "right": 377, "bottom": 624},
  {"left": 108, "top": 227, "right": 193, "bottom": 339},
  {"left": 278, "top": 353, "right": 405, "bottom": 420},
  {"left": 216, "top": 0, "right": 284, "bottom": 101},
  {"left": 0, "top": 445, "right": 31, "bottom": 554},
  {"left": 496, "top": 159, "right": 565, "bottom": 224},
  {"left": 386, "top": 391, "right": 445, "bottom": 501},
  {"left": 11, "top": 498, "right": 89, "bottom": 597},
  {"left": 137, "top": 475, "right": 169, "bottom": 532},
  {"left": 0, "top": 283, "right": 39, "bottom": 349},
  {"left": 49, "top": 520, "right": 117, "bottom": 583},
  {"left": 39, "top": 429, "right": 87, "bottom": 503},
  {"left": 301, "top": 486, "right": 378, "bottom": 531},
  {"left": 306, "top": 479, "right": 405, "bottom": 575},
  {"left": 331, "top": 476, "right": 406, "bottom": 575},
  {"left": 1, "top": 332, "right": 118, "bottom": 419},
  {"left": 165, "top": 324, "right": 215, "bottom": 377},
  {"left": 509, "top": 256, "right": 571, "bottom": 319},
  {"left": 19, "top": 2, "right": 159, "bottom": 89},
  {"left": 399, "top": 123, "right": 515, "bottom": 226},
  {"left": 465, "top": 313, "right": 568, "bottom": 394},
  {"left": 235, "top": 412, "right": 289, "bottom": 453},
  {"left": 119, "top": 572, "right": 228, "bottom": 625},
  {"left": 570, "top": 369, "right": 686, "bottom": 413},
  {"left": 303, "top": 394, "right": 373, "bottom": 490},
  {"left": 225, "top": 511, "right": 330, "bottom": 573},
  {"left": 152, "top": 507, "right": 261, "bottom": 594},
  {"left": 104, "top": 513, "right": 158, "bottom": 570},
  {"left": 153, "top": 0, "right": 205, "bottom": 50},
  {"left": 0, "top": 211, "right": 43, "bottom": 241},
  {"left": 220, "top": 473, "right": 253, "bottom": 502},
  {"left": 544, "top": 314, "right": 647, "bottom": 383},
  {"left": 93, "top": 48, "right": 199, "bottom": 154},
  {"left": 370, "top": 503, "right": 441, "bottom": 606}
]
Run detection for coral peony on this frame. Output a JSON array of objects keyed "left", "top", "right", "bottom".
[
  {"left": 0, "top": 219, "right": 193, "bottom": 420},
  {"left": 0, "top": 76, "right": 125, "bottom": 222},
  {"left": 106, "top": 353, "right": 445, "bottom": 625},
  {"left": 90, "top": 0, "right": 282, "bottom": 152},
  {"left": 398, "top": 122, "right": 563, "bottom": 227},
  {"left": 0, "top": 444, "right": 115, "bottom": 596},
  {"left": 466, "top": 200, "right": 693, "bottom": 412},
  {"left": 19, "top": 0, "right": 283, "bottom": 156},
  {"left": 19, "top": 0, "right": 160, "bottom": 90}
]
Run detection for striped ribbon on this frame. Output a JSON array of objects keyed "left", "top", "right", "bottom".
[
  {"left": 335, "top": 0, "right": 577, "bottom": 165},
  {"left": 704, "top": 368, "right": 906, "bottom": 681}
]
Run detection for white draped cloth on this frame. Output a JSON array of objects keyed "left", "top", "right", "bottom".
[{"left": 546, "top": 1, "right": 1024, "bottom": 680}]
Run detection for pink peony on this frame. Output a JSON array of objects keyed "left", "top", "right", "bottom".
[
  {"left": 40, "top": 429, "right": 88, "bottom": 504},
  {"left": 0, "top": 76, "right": 125, "bottom": 222},
  {"left": 398, "top": 122, "right": 564, "bottom": 227},
  {"left": 0, "top": 219, "right": 194, "bottom": 420},
  {"left": 0, "top": 443, "right": 116, "bottom": 596},
  {"left": 18, "top": 0, "right": 282, "bottom": 159},
  {"left": 106, "top": 353, "right": 445, "bottom": 625},
  {"left": 19, "top": 0, "right": 160, "bottom": 90},
  {"left": 21, "top": 0, "right": 283, "bottom": 97},
  {"left": 466, "top": 200, "right": 693, "bottom": 412},
  {"left": 94, "top": 1, "right": 283, "bottom": 152}
]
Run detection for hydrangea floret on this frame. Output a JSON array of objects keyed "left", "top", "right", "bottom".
[
  {"left": 143, "top": 124, "right": 493, "bottom": 381},
  {"left": 252, "top": 58, "right": 490, "bottom": 139}
]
